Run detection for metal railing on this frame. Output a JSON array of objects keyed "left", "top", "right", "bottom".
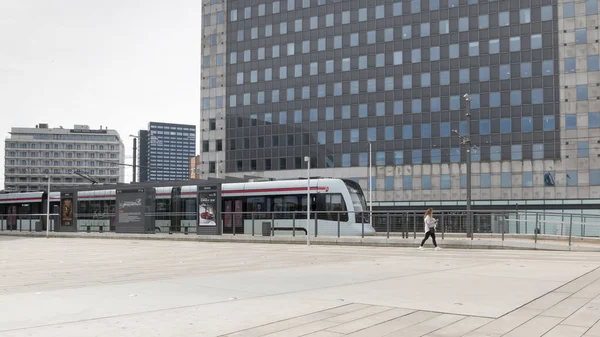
[{"left": 2, "top": 209, "right": 599, "bottom": 247}]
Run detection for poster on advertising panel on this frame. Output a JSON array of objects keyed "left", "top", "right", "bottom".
[{"left": 198, "top": 191, "right": 217, "bottom": 227}]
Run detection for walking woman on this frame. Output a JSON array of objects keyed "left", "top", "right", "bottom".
[{"left": 419, "top": 208, "right": 441, "bottom": 250}]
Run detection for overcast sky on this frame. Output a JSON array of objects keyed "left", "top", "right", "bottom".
[{"left": 0, "top": 0, "right": 201, "bottom": 185}]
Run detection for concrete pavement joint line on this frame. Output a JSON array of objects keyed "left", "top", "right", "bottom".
[{"left": 468, "top": 265, "right": 600, "bottom": 336}]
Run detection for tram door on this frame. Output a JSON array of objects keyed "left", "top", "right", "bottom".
[
  {"left": 170, "top": 187, "right": 182, "bottom": 232},
  {"left": 223, "top": 199, "right": 243, "bottom": 234}
]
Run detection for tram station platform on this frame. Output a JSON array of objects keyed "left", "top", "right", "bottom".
[{"left": 1, "top": 236, "right": 600, "bottom": 336}]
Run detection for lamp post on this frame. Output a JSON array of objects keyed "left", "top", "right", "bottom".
[
  {"left": 129, "top": 135, "right": 138, "bottom": 183},
  {"left": 368, "top": 142, "right": 373, "bottom": 221},
  {"left": 463, "top": 93, "right": 473, "bottom": 239},
  {"left": 304, "top": 156, "right": 311, "bottom": 246},
  {"left": 46, "top": 175, "right": 51, "bottom": 238}
]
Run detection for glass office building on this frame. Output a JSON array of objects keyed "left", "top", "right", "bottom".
[
  {"left": 200, "top": 0, "right": 600, "bottom": 203},
  {"left": 138, "top": 122, "right": 196, "bottom": 182}
]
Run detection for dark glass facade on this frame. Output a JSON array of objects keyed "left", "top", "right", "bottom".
[
  {"left": 139, "top": 122, "right": 196, "bottom": 182},
  {"left": 224, "top": 0, "right": 560, "bottom": 172}
]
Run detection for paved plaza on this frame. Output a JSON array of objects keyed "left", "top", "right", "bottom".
[{"left": 1, "top": 236, "right": 600, "bottom": 336}]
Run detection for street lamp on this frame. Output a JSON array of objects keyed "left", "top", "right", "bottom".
[
  {"left": 463, "top": 93, "right": 473, "bottom": 239},
  {"left": 46, "top": 175, "right": 51, "bottom": 238},
  {"left": 129, "top": 135, "right": 138, "bottom": 183},
  {"left": 304, "top": 156, "right": 311, "bottom": 246},
  {"left": 368, "top": 142, "right": 373, "bottom": 221}
]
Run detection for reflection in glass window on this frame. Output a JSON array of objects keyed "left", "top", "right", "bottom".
[
  {"left": 287, "top": 88, "right": 294, "bottom": 101},
  {"left": 501, "top": 118, "right": 511, "bottom": 133},
  {"left": 491, "top": 146, "right": 501, "bottom": 161},
  {"left": 318, "top": 84, "right": 325, "bottom": 97},
  {"left": 358, "top": 8, "right": 367, "bottom": 22},
  {"left": 450, "top": 96, "right": 460, "bottom": 110},
  {"left": 489, "top": 39, "right": 499, "bottom": 54},
  {"left": 376, "top": 5, "right": 385, "bottom": 19},
  {"left": 257, "top": 91, "right": 264, "bottom": 104},
  {"left": 576, "top": 29, "right": 587, "bottom": 45},
  {"left": 367, "top": 79, "right": 376, "bottom": 93},
  {"left": 430, "top": 46, "right": 440, "bottom": 61},
  {"left": 403, "top": 176, "right": 413, "bottom": 190},
  {"left": 590, "top": 112, "right": 600, "bottom": 128},
  {"left": 280, "top": 22, "right": 287, "bottom": 34},
  {"left": 440, "top": 122, "right": 450, "bottom": 137},
  {"left": 272, "top": 45, "right": 280, "bottom": 58},
  {"left": 350, "top": 33, "right": 359, "bottom": 47},
  {"left": 479, "top": 119, "right": 490, "bottom": 135},
  {"left": 588, "top": 55, "right": 600, "bottom": 71},
  {"left": 520, "top": 8, "right": 531, "bottom": 23},
  {"left": 521, "top": 63, "right": 532, "bottom": 77},
  {"left": 459, "top": 69, "right": 469, "bottom": 83},
  {"left": 367, "top": 128, "right": 376, "bottom": 141},
  {"left": 394, "top": 151, "right": 404, "bottom": 165},
  {"left": 565, "top": 58, "right": 576, "bottom": 73},
  {"left": 542, "top": 60, "right": 554, "bottom": 75},
  {"left": 533, "top": 144, "right": 544, "bottom": 160},
  {"left": 422, "top": 73, "right": 431, "bottom": 87},
  {"left": 511, "top": 145, "right": 522, "bottom": 160},
  {"left": 325, "top": 14, "right": 333, "bottom": 27},
  {"left": 272, "top": 90, "right": 279, "bottom": 102},
  {"left": 566, "top": 114, "right": 577, "bottom": 129},
  {"left": 411, "top": 0, "right": 421, "bottom": 13},
  {"left": 531, "top": 34, "right": 542, "bottom": 49},
  {"left": 441, "top": 175, "right": 451, "bottom": 189},
  {"left": 532, "top": 88, "right": 544, "bottom": 104},
  {"left": 480, "top": 174, "right": 491, "bottom": 188},
  {"left": 385, "top": 28, "right": 394, "bottom": 41},
  {"left": 385, "top": 126, "right": 394, "bottom": 140},
  {"left": 501, "top": 173, "right": 512, "bottom": 188},
  {"left": 342, "top": 106, "right": 351, "bottom": 119},
  {"left": 541, "top": 6, "right": 553, "bottom": 20},
  {"left": 440, "top": 71, "right": 450, "bottom": 85},
  {"left": 393, "top": 51, "right": 403, "bottom": 65},
  {"left": 318, "top": 38, "right": 326, "bottom": 51},
  {"left": 376, "top": 54, "right": 385, "bottom": 67},
  {"left": 567, "top": 170, "right": 578, "bottom": 186},
  {"left": 431, "top": 97, "right": 441, "bottom": 111},
  {"left": 334, "top": 130, "right": 342, "bottom": 144},
  {"left": 510, "top": 37, "right": 521, "bottom": 52},
  {"left": 403, "top": 25, "right": 411, "bottom": 39},
  {"left": 421, "top": 23, "right": 430, "bottom": 37},
  {"left": 394, "top": 101, "right": 403, "bottom": 115},
  {"left": 588, "top": 0, "right": 598, "bottom": 14},
  {"left": 578, "top": 141, "right": 589, "bottom": 158},
  {"left": 564, "top": 2, "right": 575, "bottom": 18},
  {"left": 422, "top": 124, "right": 431, "bottom": 138},
  {"left": 403, "top": 125, "right": 412, "bottom": 139},
  {"left": 431, "top": 149, "right": 441, "bottom": 163},
  {"left": 413, "top": 150, "right": 423, "bottom": 165},
  {"left": 440, "top": 20, "right": 449, "bottom": 34},
  {"left": 577, "top": 85, "right": 588, "bottom": 101},
  {"left": 421, "top": 175, "right": 431, "bottom": 190},
  {"left": 499, "top": 11, "right": 509, "bottom": 26},
  {"left": 430, "top": 0, "right": 439, "bottom": 10},
  {"left": 450, "top": 148, "right": 460, "bottom": 163},
  {"left": 412, "top": 99, "right": 422, "bottom": 113},
  {"left": 449, "top": 0, "right": 458, "bottom": 8},
  {"left": 544, "top": 116, "right": 555, "bottom": 131},
  {"left": 500, "top": 65, "right": 510, "bottom": 80},
  {"left": 367, "top": 31, "right": 376, "bottom": 44},
  {"left": 342, "top": 11, "right": 350, "bottom": 24},
  {"left": 359, "top": 56, "right": 367, "bottom": 69},
  {"left": 265, "top": 25, "right": 272, "bottom": 37},
  {"left": 459, "top": 17, "right": 469, "bottom": 32},
  {"left": 479, "top": 15, "right": 489, "bottom": 29},
  {"left": 449, "top": 44, "right": 459, "bottom": 58},
  {"left": 490, "top": 92, "right": 500, "bottom": 107},
  {"left": 359, "top": 104, "right": 367, "bottom": 118},
  {"left": 479, "top": 67, "right": 490, "bottom": 81},
  {"left": 403, "top": 75, "right": 412, "bottom": 89},
  {"left": 412, "top": 49, "right": 421, "bottom": 63},
  {"left": 385, "top": 77, "right": 394, "bottom": 91},
  {"left": 333, "top": 83, "right": 342, "bottom": 96},
  {"left": 522, "top": 172, "right": 533, "bottom": 187},
  {"left": 393, "top": 2, "right": 402, "bottom": 16},
  {"left": 511, "top": 90, "right": 521, "bottom": 105},
  {"left": 522, "top": 117, "right": 533, "bottom": 132}
]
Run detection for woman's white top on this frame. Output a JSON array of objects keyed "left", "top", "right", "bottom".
[{"left": 424, "top": 215, "right": 437, "bottom": 232}]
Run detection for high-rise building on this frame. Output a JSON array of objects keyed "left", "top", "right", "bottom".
[
  {"left": 138, "top": 122, "right": 196, "bottom": 182},
  {"left": 200, "top": 0, "right": 600, "bottom": 204},
  {"left": 4, "top": 124, "right": 124, "bottom": 192}
]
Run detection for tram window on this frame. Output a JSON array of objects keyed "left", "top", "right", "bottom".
[
  {"left": 183, "top": 198, "right": 197, "bottom": 220},
  {"left": 321, "top": 194, "right": 348, "bottom": 222},
  {"left": 273, "top": 196, "right": 299, "bottom": 219},
  {"left": 155, "top": 199, "right": 170, "bottom": 220},
  {"left": 297, "top": 195, "right": 316, "bottom": 219},
  {"left": 248, "top": 197, "right": 270, "bottom": 219}
]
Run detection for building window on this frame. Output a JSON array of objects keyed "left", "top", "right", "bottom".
[
  {"left": 394, "top": 151, "right": 404, "bottom": 165},
  {"left": 564, "top": 2, "right": 575, "bottom": 17},
  {"left": 491, "top": 146, "right": 501, "bottom": 161},
  {"left": 510, "top": 37, "right": 521, "bottom": 52},
  {"left": 577, "top": 85, "right": 588, "bottom": 101},
  {"left": 541, "top": 6, "right": 553, "bottom": 20},
  {"left": 511, "top": 91, "right": 522, "bottom": 105},
  {"left": 578, "top": 141, "right": 589, "bottom": 158},
  {"left": 531, "top": 34, "right": 542, "bottom": 49},
  {"left": 576, "top": 29, "right": 587, "bottom": 45},
  {"left": 403, "top": 176, "right": 412, "bottom": 190},
  {"left": 522, "top": 117, "right": 533, "bottom": 132},
  {"left": 499, "top": 11, "right": 509, "bottom": 26},
  {"left": 413, "top": 150, "right": 422, "bottom": 164},
  {"left": 385, "top": 176, "right": 394, "bottom": 191},
  {"left": 588, "top": 55, "right": 600, "bottom": 71},
  {"left": 500, "top": 118, "right": 511, "bottom": 133},
  {"left": 440, "top": 20, "right": 449, "bottom": 34},
  {"left": 567, "top": 170, "right": 578, "bottom": 186},
  {"left": 543, "top": 116, "right": 555, "bottom": 131},
  {"left": 450, "top": 148, "right": 460, "bottom": 163},
  {"left": 431, "top": 149, "right": 441, "bottom": 163},
  {"left": 500, "top": 64, "right": 511, "bottom": 80},
  {"left": 520, "top": 8, "right": 531, "bottom": 23},
  {"left": 565, "top": 58, "right": 576, "bottom": 73},
  {"left": 403, "top": 125, "right": 412, "bottom": 139},
  {"left": 480, "top": 174, "right": 491, "bottom": 188},
  {"left": 511, "top": 145, "right": 522, "bottom": 160},
  {"left": 501, "top": 173, "right": 512, "bottom": 188},
  {"left": 422, "top": 176, "right": 431, "bottom": 190},
  {"left": 420, "top": 23, "right": 430, "bottom": 37},
  {"left": 532, "top": 89, "right": 544, "bottom": 104},
  {"left": 533, "top": 144, "right": 544, "bottom": 160},
  {"left": 522, "top": 172, "right": 533, "bottom": 187},
  {"left": 588, "top": 0, "right": 599, "bottom": 14}
]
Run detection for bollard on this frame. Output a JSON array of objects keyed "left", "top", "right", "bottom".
[
  {"left": 361, "top": 214, "right": 365, "bottom": 238},
  {"left": 315, "top": 214, "right": 318, "bottom": 238},
  {"left": 87, "top": 226, "right": 90, "bottom": 233},
  {"left": 292, "top": 212, "right": 296, "bottom": 237},
  {"left": 184, "top": 226, "right": 188, "bottom": 235},
  {"left": 386, "top": 213, "right": 390, "bottom": 239},
  {"left": 441, "top": 213, "right": 445, "bottom": 240},
  {"left": 99, "top": 226, "right": 103, "bottom": 233},
  {"left": 569, "top": 214, "right": 573, "bottom": 247},
  {"left": 233, "top": 218, "right": 236, "bottom": 236},
  {"left": 534, "top": 213, "right": 539, "bottom": 244},
  {"left": 252, "top": 213, "right": 255, "bottom": 237},
  {"left": 413, "top": 213, "right": 417, "bottom": 239}
]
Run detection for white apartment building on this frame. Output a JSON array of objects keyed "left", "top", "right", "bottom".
[{"left": 4, "top": 124, "right": 125, "bottom": 192}]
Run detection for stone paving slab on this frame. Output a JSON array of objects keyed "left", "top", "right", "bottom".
[{"left": 1, "top": 237, "right": 600, "bottom": 337}]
